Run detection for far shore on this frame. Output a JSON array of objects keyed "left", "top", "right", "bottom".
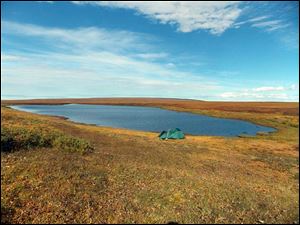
[{"left": 1, "top": 97, "right": 299, "bottom": 116}]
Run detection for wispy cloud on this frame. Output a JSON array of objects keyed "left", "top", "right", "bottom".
[
  {"left": 71, "top": 1, "right": 243, "bottom": 35},
  {"left": 135, "top": 52, "right": 168, "bottom": 60},
  {"left": 252, "top": 86, "right": 285, "bottom": 92},
  {"left": 234, "top": 15, "right": 270, "bottom": 27},
  {"left": 220, "top": 91, "right": 291, "bottom": 101},
  {"left": 251, "top": 20, "right": 290, "bottom": 32},
  {"left": 280, "top": 30, "right": 299, "bottom": 50},
  {"left": 1, "top": 20, "right": 155, "bottom": 53},
  {"left": 1, "top": 21, "right": 220, "bottom": 99},
  {"left": 248, "top": 16, "right": 270, "bottom": 23},
  {"left": 36, "top": 1, "right": 54, "bottom": 3},
  {"left": 234, "top": 15, "right": 290, "bottom": 32},
  {"left": 2, "top": 60, "right": 218, "bottom": 99},
  {"left": 219, "top": 85, "right": 299, "bottom": 101},
  {"left": 1, "top": 54, "right": 27, "bottom": 62}
]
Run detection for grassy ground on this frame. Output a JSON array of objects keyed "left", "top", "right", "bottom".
[{"left": 1, "top": 100, "right": 299, "bottom": 224}]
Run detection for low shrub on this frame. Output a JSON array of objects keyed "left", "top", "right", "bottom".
[
  {"left": 1, "top": 127, "right": 15, "bottom": 152},
  {"left": 53, "top": 135, "right": 94, "bottom": 154},
  {"left": 1, "top": 126, "right": 93, "bottom": 154}
]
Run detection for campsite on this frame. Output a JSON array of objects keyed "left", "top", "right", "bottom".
[{"left": 1, "top": 1, "right": 299, "bottom": 224}]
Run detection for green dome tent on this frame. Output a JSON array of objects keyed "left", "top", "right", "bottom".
[{"left": 158, "top": 128, "right": 185, "bottom": 140}]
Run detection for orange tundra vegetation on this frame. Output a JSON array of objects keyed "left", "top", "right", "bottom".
[{"left": 1, "top": 98, "right": 299, "bottom": 224}]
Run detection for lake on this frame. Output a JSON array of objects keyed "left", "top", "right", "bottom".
[{"left": 10, "top": 104, "right": 276, "bottom": 137}]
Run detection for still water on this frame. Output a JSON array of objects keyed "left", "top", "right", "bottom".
[{"left": 10, "top": 104, "right": 276, "bottom": 137}]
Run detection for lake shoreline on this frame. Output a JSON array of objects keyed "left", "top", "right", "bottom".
[
  {"left": 9, "top": 104, "right": 277, "bottom": 137},
  {"left": 2, "top": 98, "right": 298, "bottom": 116}
]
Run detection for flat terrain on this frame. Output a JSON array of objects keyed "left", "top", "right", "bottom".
[
  {"left": 1, "top": 98, "right": 299, "bottom": 224},
  {"left": 2, "top": 97, "right": 299, "bottom": 115}
]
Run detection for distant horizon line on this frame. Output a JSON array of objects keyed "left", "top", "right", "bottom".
[{"left": 1, "top": 97, "right": 299, "bottom": 103}]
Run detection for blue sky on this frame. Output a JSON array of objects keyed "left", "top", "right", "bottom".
[{"left": 1, "top": 1, "right": 299, "bottom": 101}]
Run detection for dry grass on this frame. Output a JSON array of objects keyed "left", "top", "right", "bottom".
[
  {"left": 1, "top": 99, "right": 299, "bottom": 224},
  {"left": 2, "top": 97, "right": 298, "bottom": 115}
]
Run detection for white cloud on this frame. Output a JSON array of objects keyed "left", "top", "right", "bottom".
[
  {"left": 2, "top": 58, "right": 218, "bottom": 99},
  {"left": 72, "top": 1, "right": 243, "bottom": 34},
  {"left": 1, "top": 54, "right": 26, "bottom": 62},
  {"left": 1, "top": 21, "right": 214, "bottom": 82},
  {"left": 280, "top": 31, "right": 299, "bottom": 50},
  {"left": 251, "top": 20, "right": 290, "bottom": 32},
  {"left": 220, "top": 92, "right": 238, "bottom": 98},
  {"left": 220, "top": 91, "right": 290, "bottom": 100},
  {"left": 253, "top": 86, "right": 285, "bottom": 92},
  {"left": 135, "top": 52, "right": 168, "bottom": 60},
  {"left": 219, "top": 84, "right": 298, "bottom": 101},
  {"left": 2, "top": 19, "right": 297, "bottom": 101},
  {"left": 1, "top": 21, "right": 154, "bottom": 53},
  {"left": 234, "top": 16, "right": 269, "bottom": 27},
  {"left": 1, "top": 21, "right": 220, "bottom": 99},
  {"left": 36, "top": 1, "right": 54, "bottom": 3},
  {"left": 290, "top": 84, "right": 299, "bottom": 90},
  {"left": 248, "top": 16, "right": 270, "bottom": 23},
  {"left": 234, "top": 15, "right": 290, "bottom": 32},
  {"left": 166, "top": 62, "right": 175, "bottom": 68}
]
